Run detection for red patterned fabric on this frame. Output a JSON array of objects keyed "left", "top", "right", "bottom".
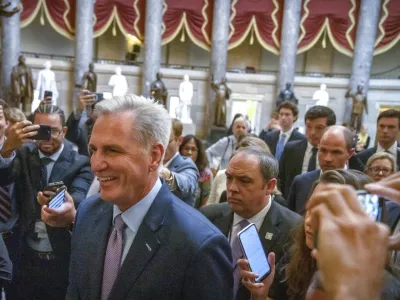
[{"left": 19, "top": 0, "right": 400, "bottom": 56}]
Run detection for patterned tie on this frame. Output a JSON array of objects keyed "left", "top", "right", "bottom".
[
  {"left": 0, "top": 186, "right": 12, "bottom": 222},
  {"left": 40, "top": 157, "right": 54, "bottom": 190},
  {"left": 307, "top": 147, "right": 318, "bottom": 172},
  {"left": 232, "top": 219, "right": 250, "bottom": 296},
  {"left": 101, "top": 214, "right": 126, "bottom": 300},
  {"left": 275, "top": 134, "right": 286, "bottom": 161}
]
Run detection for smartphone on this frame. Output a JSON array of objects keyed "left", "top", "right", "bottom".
[
  {"left": 47, "top": 187, "right": 66, "bottom": 209},
  {"left": 238, "top": 223, "right": 271, "bottom": 283},
  {"left": 32, "top": 125, "right": 51, "bottom": 141},
  {"left": 44, "top": 90, "right": 53, "bottom": 98},
  {"left": 44, "top": 181, "right": 64, "bottom": 192},
  {"left": 356, "top": 190, "right": 384, "bottom": 222},
  {"left": 95, "top": 93, "right": 104, "bottom": 102}
]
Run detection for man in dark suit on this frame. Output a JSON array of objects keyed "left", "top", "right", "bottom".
[
  {"left": 279, "top": 106, "right": 336, "bottom": 199},
  {"left": 287, "top": 126, "right": 355, "bottom": 213},
  {"left": 201, "top": 147, "right": 301, "bottom": 300},
  {"left": 67, "top": 95, "right": 233, "bottom": 300},
  {"left": 160, "top": 118, "right": 199, "bottom": 207},
  {"left": 0, "top": 104, "right": 93, "bottom": 300},
  {"left": 260, "top": 101, "right": 305, "bottom": 160},
  {"left": 357, "top": 109, "right": 400, "bottom": 170}
]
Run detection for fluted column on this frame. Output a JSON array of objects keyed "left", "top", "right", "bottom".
[{"left": 142, "top": 0, "right": 163, "bottom": 97}]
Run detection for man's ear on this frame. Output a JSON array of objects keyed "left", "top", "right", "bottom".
[
  {"left": 63, "top": 126, "right": 68, "bottom": 135},
  {"left": 149, "top": 143, "right": 164, "bottom": 172},
  {"left": 265, "top": 178, "right": 277, "bottom": 195}
]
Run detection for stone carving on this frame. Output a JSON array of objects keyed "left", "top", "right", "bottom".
[
  {"left": 108, "top": 67, "right": 128, "bottom": 97},
  {"left": 150, "top": 72, "right": 168, "bottom": 107},
  {"left": 211, "top": 76, "right": 231, "bottom": 127},
  {"left": 313, "top": 83, "right": 329, "bottom": 106},
  {"left": 276, "top": 82, "right": 298, "bottom": 108},
  {"left": 11, "top": 55, "right": 34, "bottom": 113},
  {"left": 81, "top": 62, "right": 97, "bottom": 92},
  {"left": 36, "top": 61, "right": 59, "bottom": 105},
  {"left": 177, "top": 74, "right": 193, "bottom": 123},
  {"left": 345, "top": 85, "right": 368, "bottom": 132}
]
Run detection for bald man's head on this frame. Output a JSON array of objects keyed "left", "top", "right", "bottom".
[
  {"left": 318, "top": 126, "right": 355, "bottom": 172},
  {"left": 232, "top": 117, "right": 248, "bottom": 139}
]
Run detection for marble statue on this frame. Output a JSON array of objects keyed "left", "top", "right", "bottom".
[
  {"left": 177, "top": 74, "right": 193, "bottom": 123},
  {"left": 313, "top": 83, "right": 329, "bottom": 106},
  {"left": 345, "top": 85, "right": 368, "bottom": 132},
  {"left": 108, "top": 67, "right": 128, "bottom": 97},
  {"left": 11, "top": 55, "right": 34, "bottom": 113},
  {"left": 35, "top": 61, "right": 58, "bottom": 105},
  {"left": 211, "top": 76, "right": 231, "bottom": 127},
  {"left": 150, "top": 72, "right": 168, "bottom": 107},
  {"left": 276, "top": 82, "right": 298, "bottom": 108},
  {"left": 81, "top": 62, "right": 97, "bottom": 92}
]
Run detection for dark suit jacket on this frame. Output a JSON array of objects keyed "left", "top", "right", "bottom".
[
  {"left": 65, "top": 112, "right": 92, "bottom": 157},
  {"left": 67, "top": 183, "right": 233, "bottom": 300},
  {"left": 0, "top": 141, "right": 93, "bottom": 258},
  {"left": 260, "top": 129, "right": 306, "bottom": 156},
  {"left": 356, "top": 147, "right": 400, "bottom": 170},
  {"left": 287, "top": 169, "right": 321, "bottom": 214},
  {"left": 387, "top": 201, "right": 400, "bottom": 232},
  {"left": 279, "top": 139, "right": 308, "bottom": 199},
  {"left": 201, "top": 201, "right": 302, "bottom": 300},
  {"left": 167, "top": 153, "right": 199, "bottom": 207}
]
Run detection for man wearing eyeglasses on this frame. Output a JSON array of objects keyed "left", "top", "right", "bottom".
[
  {"left": 0, "top": 104, "right": 93, "bottom": 300},
  {"left": 159, "top": 118, "right": 199, "bottom": 207}
]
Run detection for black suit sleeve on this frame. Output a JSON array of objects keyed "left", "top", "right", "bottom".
[
  {"left": 0, "top": 151, "right": 23, "bottom": 186},
  {"left": 69, "top": 158, "right": 94, "bottom": 207},
  {"left": 286, "top": 176, "right": 298, "bottom": 212},
  {"left": 278, "top": 147, "right": 288, "bottom": 194},
  {"left": 65, "top": 112, "right": 83, "bottom": 148},
  {"left": 182, "top": 234, "right": 233, "bottom": 300}
]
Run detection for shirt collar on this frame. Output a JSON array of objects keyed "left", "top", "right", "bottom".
[
  {"left": 233, "top": 195, "right": 272, "bottom": 230},
  {"left": 112, "top": 178, "right": 162, "bottom": 233},
  {"left": 38, "top": 143, "right": 64, "bottom": 161},
  {"left": 306, "top": 141, "right": 318, "bottom": 152},
  {"left": 164, "top": 152, "right": 179, "bottom": 168},
  {"left": 377, "top": 142, "right": 397, "bottom": 156},
  {"left": 280, "top": 127, "right": 294, "bottom": 139}
]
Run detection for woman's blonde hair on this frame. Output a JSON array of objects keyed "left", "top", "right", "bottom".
[{"left": 365, "top": 152, "right": 397, "bottom": 173}]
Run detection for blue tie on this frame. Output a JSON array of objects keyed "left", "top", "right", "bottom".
[{"left": 275, "top": 134, "right": 286, "bottom": 160}]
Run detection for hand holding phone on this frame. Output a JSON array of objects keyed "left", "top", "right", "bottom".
[
  {"left": 31, "top": 125, "right": 51, "bottom": 141},
  {"left": 238, "top": 223, "right": 271, "bottom": 283},
  {"left": 44, "top": 181, "right": 64, "bottom": 192},
  {"left": 47, "top": 186, "right": 66, "bottom": 209}
]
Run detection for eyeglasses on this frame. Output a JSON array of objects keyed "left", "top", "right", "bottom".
[
  {"left": 368, "top": 166, "right": 392, "bottom": 176},
  {"left": 51, "top": 129, "right": 62, "bottom": 138}
]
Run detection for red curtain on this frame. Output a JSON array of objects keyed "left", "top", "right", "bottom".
[{"left": 19, "top": 0, "right": 400, "bottom": 56}]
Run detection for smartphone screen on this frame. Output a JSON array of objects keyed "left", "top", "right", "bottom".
[
  {"left": 44, "top": 90, "right": 53, "bottom": 98},
  {"left": 356, "top": 190, "right": 384, "bottom": 222},
  {"left": 32, "top": 125, "right": 51, "bottom": 141},
  {"left": 48, "top": 188, "right": 66, "bottom": 209},
  {"left": 238, "top": 223, "right": 271, "bottom": 282}
]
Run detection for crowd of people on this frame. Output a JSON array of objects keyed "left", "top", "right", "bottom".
[{"left": 0, "top": 91, "right": 398, "bottom": 300}]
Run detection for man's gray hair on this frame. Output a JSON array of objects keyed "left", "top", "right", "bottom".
[
  {"left": 231, "top": 147, "right": 279, "bottom": 182},
  {"left": 94, "top": 94, "right": 171, "bottom": 152}
]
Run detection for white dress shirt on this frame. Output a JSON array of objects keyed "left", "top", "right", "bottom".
[
  {"left": 113, "top": 178, "right": 162, "bottom": 264},
  {"left": 301, "top": 142, "right": 320, "bottom": 174},
  {"left": 377, "top": 142, "right": 398, "bottom": 161},
  {"left": 230, "top": 196, "right": 272, "bottom": 245}
]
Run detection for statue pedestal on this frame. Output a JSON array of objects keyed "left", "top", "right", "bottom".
[
  {"left": 208, "top": 126, "right": 227, "bottom": 146},
  {"left": 182, "top": 122, "right": 196, "bottom": 136}
]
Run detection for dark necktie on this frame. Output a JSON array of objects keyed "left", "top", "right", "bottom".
[
  {"left": 40, "top": 157, "right": 53, "bottom": 190},
  {"left": 232, "top": 219, "right": 250, "bottom": 296},
  {"left": 0, "top": 186, "right": 12, "bottom": 222},
  {"left": 307, "top": 147, "right": 318, "bottom": 172},
  {"left": 102, "top": 214, "right": 126, "bottom": 300}
]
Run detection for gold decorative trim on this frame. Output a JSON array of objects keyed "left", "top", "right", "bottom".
[
  {"left": 183, "top": 15, "right": 210, "bottom": 51},
  {"left": 228, "top": 15, "right": 255, "bottom": 50},
  {"left": 374, "top": 32, "right": 400, "bottom": 55},
  {"left": 228, "top": 0, "right": 239, "bottom": 42},
  {"left": 297, "top": 17, "right": 327, "bottom": 54},
  {"left": 271, "top": 0, "right": 280, "bottom": 48},
  {"left": 161, "top": 11, "right": 186, "bottom": 45},
  {"left": 133, "top": 0, "right": 143, "bottom": 40},
  {"left": 42, "top": 0, "right": 73, "bottom": 39},
  {"left": 297, "top": 0, "right": 311, "bottom": 46},
  {"left": 20, "top": 0, "right": 43, "bottom": 28},
  {"left": 201, "top": 0, "right": 211, "bottom": 45},
  {"left": 161, "top": 0, "right": 168, "bottom": 36},
  {"left": 326, "top": 20, "right": 353, "bottom": 57},
  {"left": 253, "top": 18, "right": 279, "bottom": 55},
  {"left": 63, "top": 0, "right": 73, "bottom": 34},
  {"left": 375, "top": 0, "right": 389, "bottom": 47},
  {"left": 345, "top": 0, "right": 356, "bottom": 49},
  {"left": 93, "top": 6, "right": 117, "bottom": 38}
]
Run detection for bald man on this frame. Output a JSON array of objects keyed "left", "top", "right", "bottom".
[
  {"left": 206, "top": 117, "right": 248, "bottom": 175},
  {"left": 286, "top": 126, "right": 355, "bottom": 213}
]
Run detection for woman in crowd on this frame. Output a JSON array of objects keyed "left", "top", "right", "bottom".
[
  {"left": 239, "top": 169, "right": 373, "bottom": 300},
  {"left": 365, "top": 152, "right": 397, "bottom": 182},
  {"left": 227, "top": 113, "right": 243, "bottom": 136},
  {"left": 179, "top": 134, "right": 213, "bottom": 208}
]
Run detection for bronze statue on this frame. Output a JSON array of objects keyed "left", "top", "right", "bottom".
[
  {"left": 276, "top": 82, "right": 298, "bottom": 108},
  {"left": 11, "top": 55, "right": 34, "bottom": 113},
  {"left": 211, "top": 76, "right": 231, "bottom": 127},
  {"left": 0, "top": 2, "right": 20, "bottom": 17},
  {"left": 150, "top": 72, "right": 168, "bottom": 107},
  {"left": 81, "top": 62, "right": 97, "bottom": 92},
  {"left": 345, "top": 85, "right": 368, "bottom": 133}
]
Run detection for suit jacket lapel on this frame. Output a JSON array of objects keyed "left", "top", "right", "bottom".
[
  {"left": 271, "top": 131, "right": 279, "bottom": 155},
  {"left": 109, "top": 183, "right": 170, "bottom": 300},
  {"left": 49, "top": 146, "right": 71, "bottom": 183},
  {"left": 258, "top": 201, "right": 281, "bottom": 254},
  {"left": 87, "top": 203, "right": 113, "bottom": 300},
  {"left": 294, "top": 140, "right": 308, "bottom": 174}
]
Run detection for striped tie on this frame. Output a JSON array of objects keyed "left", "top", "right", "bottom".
[{"left": 0, "top": 186, "right": 12, "bottom": 222}]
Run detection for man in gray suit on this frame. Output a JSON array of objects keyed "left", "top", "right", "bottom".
[
  {"left": 201, "top": 147, "right": 301, "bottom": 300},
  {"left": 160, "top": 118, "right": 199, "bottom": 206}
]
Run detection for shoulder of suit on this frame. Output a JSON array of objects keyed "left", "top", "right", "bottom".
[
  {"left": 285, "top": 139, "right": 307, "bottom": 149},
  {"left": 273, "top": 201, "right": 302, "bottom": 223}
]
